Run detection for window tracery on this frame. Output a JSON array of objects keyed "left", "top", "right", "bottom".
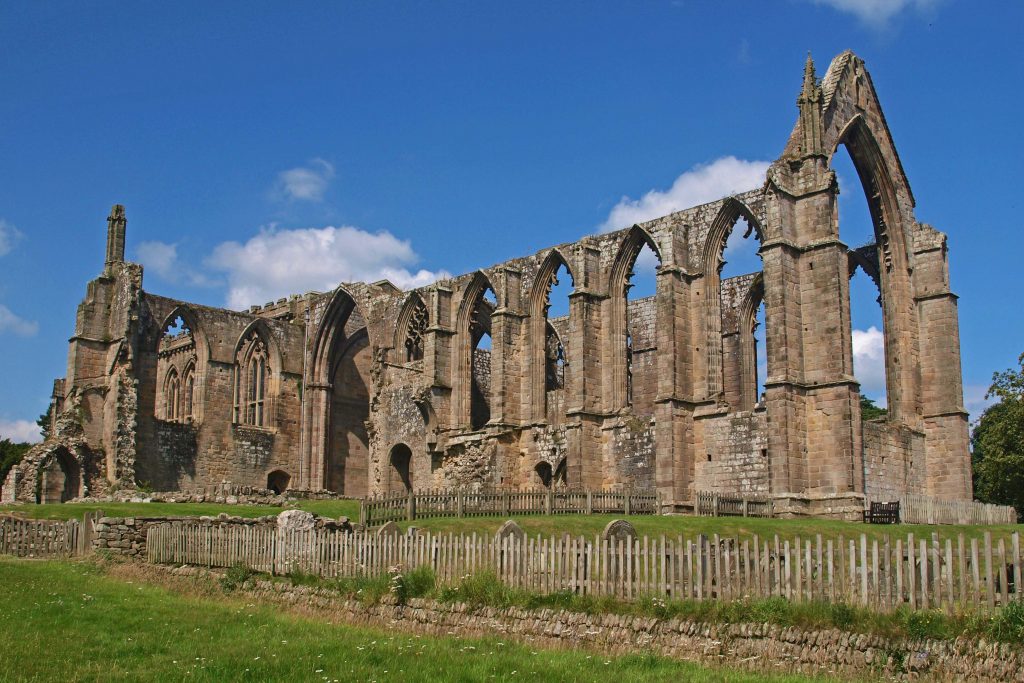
[
  {"left": 404, "top": 298, "right": 428, "bottom": 362},
  {"left": 234, "top": 330, "right": 270, "bottom": 427}
]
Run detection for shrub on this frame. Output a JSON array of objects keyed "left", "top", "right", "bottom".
[
  {"left": 989, "top": 599, "right": 1024, "bottom": 643},
  {"left": 220, "top": 563, "right": 255, "bottom": 591}
]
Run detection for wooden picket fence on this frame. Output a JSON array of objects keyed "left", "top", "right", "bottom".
[
  {"left": 147, "top": 522, "right": 1022, "bottom": 613},
  {"left": 695, "top": 491, "right": 774, "bottom": 518},
  {"left": 0, "top": 512, "right": 99, "bottom": 558},
  {"left": 895, "top": 494, "right": 1017, "bottom": 525},
  {"left": 359, "top": 489, "right": 659, "bottom": 526}
]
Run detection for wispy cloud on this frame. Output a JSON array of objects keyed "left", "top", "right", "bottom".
[
  {"left": 275, "top": 158, "right": 335, "bottom": 202},
  {"left": 0, "top": 304, "right": 38, "bottom": 337},
  {"left": 806, "top": 0, "right": 942, "bottom": 29},
  {"left": 206, "top": 225, "right": 451, "bottom": 310},
  {"left": 136, "top": 241, "right": 217, "bottom": 287},
  {"left": 0, "top": 219, "right": 23, "bottom": 257},
  {"left": 0, "top": 418, "right": 42, "bottom": 443},
  {"left": 963, "top": 383, "right": 996, "bottom": 425},
  {"left": 599, "top": 156, "right": 769, "bottom": 233}
]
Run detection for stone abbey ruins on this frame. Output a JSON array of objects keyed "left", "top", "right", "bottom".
[{"left": 2, "top": 52, "right": 973, "bottom": 517}]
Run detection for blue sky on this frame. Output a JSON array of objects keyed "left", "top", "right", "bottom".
[{"left": 1, "top": 0, "right": 1021, "bottom": 441}]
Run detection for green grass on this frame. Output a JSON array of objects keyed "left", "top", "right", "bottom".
[
  {"left": 0, "top": 499, "right": 361, "bottom": 521},
  {"left": 0, "top": 558, "right": 832, "bottom": 683},
  {"left": 398, "top": 512, "right": 1022, "bottom": 546}
]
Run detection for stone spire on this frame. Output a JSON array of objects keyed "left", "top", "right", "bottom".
[
  {"left": 797, "top": 53, "right": 824, "bottom": 158},
  {"left": 105, "top": 204, "right": 126, "bottom": 270}
]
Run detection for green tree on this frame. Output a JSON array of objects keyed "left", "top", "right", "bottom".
[
  {"left": 0, "top": 439, "right": 32, "bottom": 484},
  {"left": 971, "top": 353, "right": 1024, "bottom": 516},
  {"left": 860, "top": 395, "right": 888, "bottom": 421},
  {"left": 37, "top": 407, "right": 52, "bottom": 440}
]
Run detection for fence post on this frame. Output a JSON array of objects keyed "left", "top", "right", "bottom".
[
  {"left": 585, "top": 491, "right": 592, "bottom": 515},
  {"left": 742, "top": 499, "right": 749, "bottom": 517},
  {"left": 625, "top": 492, "right": 632, "bottom": 516},
  {"left": 406, "top": 491, "right": 415, "bottom": 522},
  {"left": 457, "top": 490, "right": 464, "bottom": 518},
  {"left": 359, "top": 500, "right": 367, "bottom": 526},
  {"left": 503, "top": 491, "right": 510, "bottom": 517},
  {"left": 547, "top": 490, "right": 554, "bottom": 515},
  {"left": 713, "top": 494, "right": 719, "bottom": 517}
]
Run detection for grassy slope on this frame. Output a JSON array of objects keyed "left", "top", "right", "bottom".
[
  {"left": 2, "top": 501, "right": 1019, "bottom": 545},
  {"left": 0, "top": 558, "right": 829, "bottom": 683}
]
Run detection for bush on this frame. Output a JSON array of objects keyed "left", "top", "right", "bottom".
[
  {"left": 220, "top": 563, "right": 255, "bottom": 591},
  {"left": 989, "top": 599, "right": 1024, "bottom": 643}
]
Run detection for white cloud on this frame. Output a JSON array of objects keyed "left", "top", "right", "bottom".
[
  {"left": 136, "top": 241, "right": 216, "bottom": 287},
  {"left": 0, "top": 418, "right": 42, "bottom": 444},
  {"left": 207, "top": 225, "right": 452, "bottom": 310},
  {"left": 807, "top": 0, "right": 942, "bottom": 28},
  {"left": 600, "top": 156, "right": 769, "bottom": 233},
  {"left": 0, "top": 219, "right": 23, "bottom": 257},
  {"left": 0, "top": 304, "right": 38, "bottom": 337},
  {"left": 852, "top": 325, "right": 886, "bottom": 401},
  {"left": 276, "top": 158, "right": 335, "bottom": 201}
]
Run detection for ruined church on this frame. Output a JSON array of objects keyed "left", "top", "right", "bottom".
[{"left": 2, "top": 52, "right": 973, "bottom": 518}]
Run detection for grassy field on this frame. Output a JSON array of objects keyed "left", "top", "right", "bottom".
[
  {"left": 0, "top": 558, "right": 833, "bottom": 683},
  {"left": 2, "top": 499, "right": 1020, "bottom": 546},
  {"left": 0, "top": 499, "right": 362, "bottom": 521}
]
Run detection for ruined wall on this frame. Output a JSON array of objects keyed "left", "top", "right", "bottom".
[{"left": 29, "top": 52, "right": 973, "bottom": 515}]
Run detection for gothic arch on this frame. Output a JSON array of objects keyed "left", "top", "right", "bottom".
[
  {"left": 737, "top": 273, "right": 765, "bottom": 411},
  {"left": 453, "top": 271, "right": 497, "bottom": 428},
  {"left": 155, "top": 305, "right": 207, "bottom": 423},
  {"left": 607, "top": 225, "right": 662, "bottom": 411},
  {"left": 232, "top": 321, "right": 279, "bottom": 428},
  {"left": 303, "top": 286, "right": 372, "bottom": 493},
  {"left": 395, "top": 292, "right": 429, "bottom": 364},
  {"left": 829, "top": 114, "right": 919, "bottom": 422},
  {"left": 527, "top": 250, "right": 576, "bottom": 421},
  {"left": 703, "top": 198, "right": 766, "bottom": 400},
  {"left": 157, "top": 305, "right": 210, "bottom": 362}
]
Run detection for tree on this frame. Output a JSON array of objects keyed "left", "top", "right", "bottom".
[
  {"left": 971, "top": 353, "right": 1024, "bottom": 516},
  {"left": 37, "top": 407, "right": 52, "bottom": 440},
  {"left": 860, "top": 395, "right": 888, "bottom": 421},
  {"left": 0, "top": 439, "right": 31, "bottom": 484}
]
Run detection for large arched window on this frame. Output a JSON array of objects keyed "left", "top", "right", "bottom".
[
  {"left": 234, "top": 329, "right": 271, "bottom": 427},
  {"left": 529, "top": 252, "right": 574, "bottom": 422},
  {"left": 469, "top": 287, "right": 496, "bottom": 430},
  {"left": 181, "top": 362, "right": 195, "bottom": 422},
  {"left": 164, "top": 368, "right": 180, "bottom": 421},
  {"left": 402, "top": 295, "right": 429, "bottom": 363},
  {"left": 156, "top": 313, "right": 198, "bottom": 424}
]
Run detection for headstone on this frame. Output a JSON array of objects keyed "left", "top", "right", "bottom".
[
  {"left": 601, "top": 519, "right": 637, "bottom": 542},
  {"left": 494, "top": 519, "right": 526, "bottom": 544},
  {"left": 376, "top": 520, "right": 400, "bottom": 538}
]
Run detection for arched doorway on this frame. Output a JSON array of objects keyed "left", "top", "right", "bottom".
[
  {"left": 389, "top": 444, "right": 413, "bottom": 493},
  {"left": 37, "top": 449, "right": 80, "bottom": 504},
  {"left": 267, "top": 470, "right": 290, "bottom": 495},
  {"left": 328, "top": 330, "right": 371, "bottom": 494}
]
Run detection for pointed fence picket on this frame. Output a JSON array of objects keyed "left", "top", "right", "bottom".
[
  {"left": 0, "top": 514, "right": 95, "bottom": 558},
  {"left": 144, "top": 522, "right": 1021, "bottom": 613}
]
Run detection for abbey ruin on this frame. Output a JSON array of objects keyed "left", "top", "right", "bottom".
[{"left": 2, "top": 52, "right": 973, "bottom": 517}]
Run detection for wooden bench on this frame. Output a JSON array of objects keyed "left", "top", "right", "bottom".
[{"left": 864, "top": 501, "right": 900, "bottom": 524}]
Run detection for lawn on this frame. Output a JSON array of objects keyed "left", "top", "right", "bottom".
[
  {"left": 0, "top": 499, "right": 361, "bottom": 521},
  {"left": 2, "top": 499, "right": 1019, "bottom": 546},
  {"left": 396, "top": 512, "right": 1022, "bottom": 547},
  {"left": 0, "top": 558, "right": 832, "bottom": 683}
]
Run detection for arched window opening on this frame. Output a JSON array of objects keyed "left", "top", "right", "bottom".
[
  {"left": 157, "top": 314, "right": 196, "bottom": 424},
  {"left": 542, "top": 262, "right": 573, "bottom": 393},
  {"left": 389, "top": 444, "right": 413, "bottom": 493},
  {"left": 267, "top": 470, "right": 290, "bottom": 495},
  {"left": 37, "top": 449, "right": 80, "bottom": 504},
  {"left": 535, "top": 461, "right": 553, "bottom": 488},
  {"left": 552, "top": 458, "right": 567, "bottom": 489},
  {"left": 234, "top": 330, "right": 271, "bottom": 428},
  {"left": 625, "top": 241, "right": 661, "bottom": 414},
  {"left": 717, "top": 215, "right": 765, "bottom": 411},
  {"left": 834, "top": 147, "right": 888, "bottom": 416},
  {"left": 164, "top": 369, "right": 180, "bottom": 421},
  {"left": 404, "top": 297, "right": 428, "bottom": 362},
  {"left": 182, "top": 364, "right": 195, "bottom": 422},
  {"left": 469, "top": 286, "right": 496, "bottom": 430}
]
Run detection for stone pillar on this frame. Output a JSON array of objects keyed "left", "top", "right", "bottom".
[{"left": 488, "top": 267, "right": 523, "bottom": 427}]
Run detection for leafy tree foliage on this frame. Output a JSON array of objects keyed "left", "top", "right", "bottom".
[
  {"left": 0, "top": 439, "right": 32, "bottom": 484},
  {"left": 37, "top": 408, "right": 52, "bottom": 440},
  {"left": 860, "top": 395, "right": 888, "bottom": 421},
  {"left": 971, "top": 353, "right": 1024, "bottom": 516}
]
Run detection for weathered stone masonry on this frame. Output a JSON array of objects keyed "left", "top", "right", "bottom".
[{"left": 3, "top": 52, "right": 973, "bottom": 517}]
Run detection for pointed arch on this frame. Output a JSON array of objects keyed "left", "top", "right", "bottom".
[
  {"left": 828, "top": 114, "right": 919, "bottom": 422},
  {"left": 453, "top": 271, "right": 497, "bottom": 428},
  {"left": 395, "top": 291, "right": 429, "bottom": 364},
  {"left": 232, "top": 320, "right": 281, "bottom": 428},
  {"left": 607, "top": 225, "right": 662, "bottom": 412},
  {"left": 737, "top": 273, "right": 765, "bottom": 411},
  {"left": 703, "top": 198, "right": 766, "bottom": 400},
  {"left": 303, "top": 285, "right": 371, "bottom": 493},
  {"left": 527, "top": 250, "right": 576, "bottom": 421},
  {"left": 155, "top": 304, "right": 207, "bottom": 424},
  {"left": 157, "top": 304, "right": 210, "bottom": 361},
  {"left": 162, "top": 366, "right": 181, "bottom": 421},
  {"left": 180, "top": 358, "right": 196, "bottom": 422}
]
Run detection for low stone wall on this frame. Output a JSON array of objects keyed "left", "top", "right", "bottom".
[
  {"left": 93, "top": 513, "right": 352, "bottom": 558},
  {"left": 160, "top": 566, "right": 1021, "bottom": 682},
  {"left": 78, "top": 486, "right": 356, "bottom": 507}
]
